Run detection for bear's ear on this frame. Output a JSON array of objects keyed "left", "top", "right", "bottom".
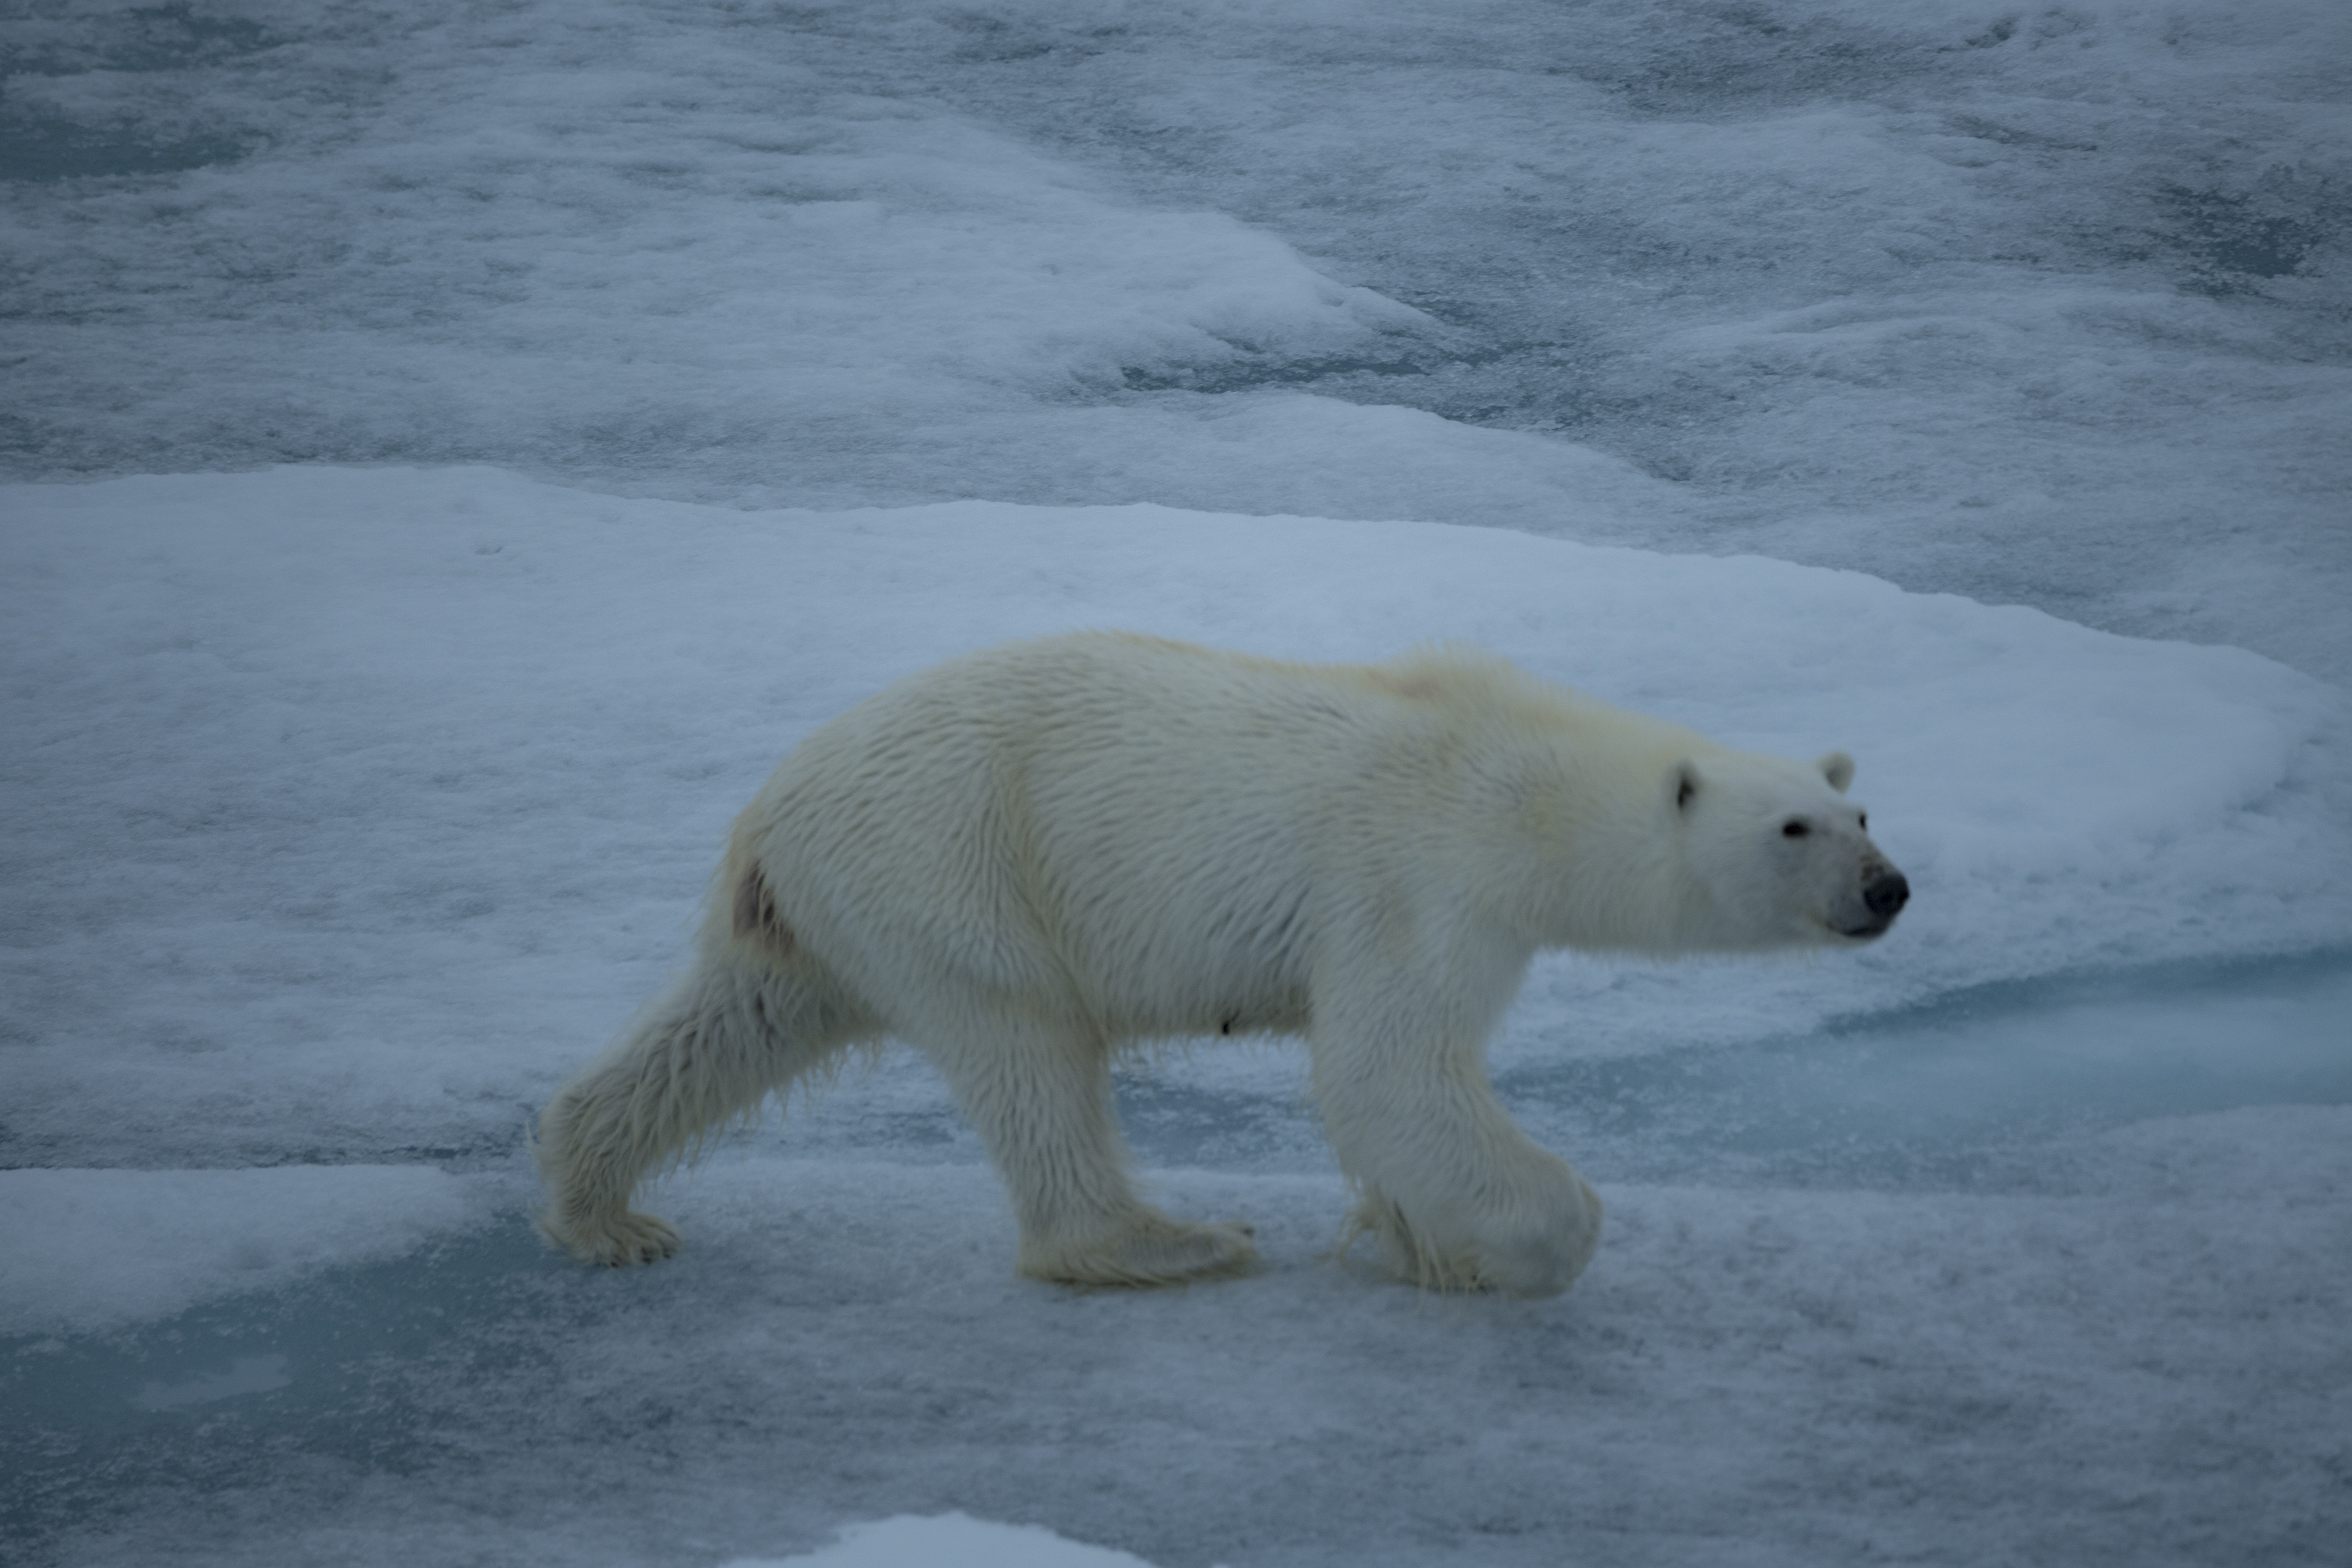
[
  {"left": 1667, "top": 759, "right": 1700, "bottom": 813},
  {"left": 1818, "top": 750, "right": 1855, "bottom": 794}
]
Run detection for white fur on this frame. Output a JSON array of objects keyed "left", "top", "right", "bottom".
[{"left": 538, "top": 634, "right": 1905, "bottom": 1295}]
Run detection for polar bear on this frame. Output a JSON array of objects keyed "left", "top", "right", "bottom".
[{"left": 537, "top": 633, "right": 1906, "bottom": 1296}]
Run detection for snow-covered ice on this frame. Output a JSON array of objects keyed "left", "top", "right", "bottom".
[
  {"left": 3, "top": 3, "right": 2347, "bottom": 1566},
  {"left": 0, "top": 1165, "right": 478, "bottom": 1337},
  {"left": 723, "top": 1513, "right": 1167, "bottom": 1568},
  {"left": 7, "top": 1, "right": 2349, "bottom": 682},
  {"left": 3, "top": 468, "right": 2342, "bottom": 1175},
  {"left": 4, "top": 469, "right": 2347, "bottom": 1567}
]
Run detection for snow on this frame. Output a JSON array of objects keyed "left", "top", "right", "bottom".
[
  {"left": 7, "top": 1132, "right": 2348, "bottom": 1566},
  {"left": 3, "top": 1, "right": 2347, "bottom": 1565},
  {"left": 0, "top": 1165, "right": 476, "bottom": 1337},
  {"left": 723, "top": 1513, "right": 1170, "bottom": 1568},
  {"left": 4, "top": 468, "right": 2341, "bottom": 1177},
  {"left": 6, "top": 1, "right": 2347, "bottom": 681},
  {"left": 4, "top": 468, "right": 2347, "bottom": 1568}
]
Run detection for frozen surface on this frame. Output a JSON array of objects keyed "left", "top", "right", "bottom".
[
  {"left": 6, "top": 1127, "right": 2350, "bottom": 1568},
  {"left": 3, "top": 1, "right": 2348, "bottom": 682},
  {"left": 4, "top": 468, "right": 2343, "bottom": 1174},
  {"left": 3, "top": 468, "right": 2348, "bottom": 1568},
  {"left": 4, "top": 2, "right": 2349, "bottom": 1565},
  {"left": 0, "top": 1165, "right": 476, "bottom": 1336},
  {"left": 723, "top": 1513, "right": 1167, "bottom": 1568}
]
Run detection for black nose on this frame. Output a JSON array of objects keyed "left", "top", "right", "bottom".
[{"left": 1864, "top": 871, "right": 1909, "bottom": 918}]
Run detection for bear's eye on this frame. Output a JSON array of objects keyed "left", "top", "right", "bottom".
[
  {"left": 1858, "top": 813, "right": 1868, "bottom": 831},
  {"left": 1782, "top": 819, "right": 1809, "bottom": 838}
]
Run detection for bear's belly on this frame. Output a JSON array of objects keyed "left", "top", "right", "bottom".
[
  {"left": 1073, "top": 942, "right": 1312, "bottom": 1045},
  {"left": 1097, "top": 992, "right": 1312, "bottom": 1045}
]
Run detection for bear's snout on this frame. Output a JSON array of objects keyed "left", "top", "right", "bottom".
[
  {"left": 1827, "top": 865, "right": 1910, "bottom": 941},
  {"left": 1864, "top": 870, "right": 1909, "bottom": 919}
]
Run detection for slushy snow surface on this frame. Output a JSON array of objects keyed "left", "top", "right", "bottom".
[{"left": 4, "top": 3, "right": 2349, "bottom": 1566}]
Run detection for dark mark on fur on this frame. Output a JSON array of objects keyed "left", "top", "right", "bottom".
[{"left": 732, "top": 863, "right": 794, "bottom": 954}]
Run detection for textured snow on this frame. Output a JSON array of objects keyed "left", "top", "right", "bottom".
[
  {"left": 5, "top": 1131, "right": 2348, "bottom": 1567},
  {"left": 3, "top": 468, "right": 2341, "bottom": 1177},
  {"left": 5, "top": 1, "right": 2347, "bottom": 683},
  {"left": 3, "top": 469, "right": 2347, "bottom": 1568},
  {"left": 0, "top": 1165, "right": 476, "bottom": 1337},
  {"left": 722, "top": 1512, "right": 1168, "bottom": 1568},
  {"left": 3, "top": 1, "right": 2347, "bottom": 1565}
]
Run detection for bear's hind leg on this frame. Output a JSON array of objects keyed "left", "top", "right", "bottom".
[
  {"left": 918, "top": 1015, "right": 1258, "bottom": 1287},
  {"left": 537, "top": 950, "right": 868, "bottom": 1266}
]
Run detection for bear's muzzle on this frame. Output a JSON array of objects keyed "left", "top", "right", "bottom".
[{"left": 1840, "top": 868, "right": 1909, "bottom": 939}]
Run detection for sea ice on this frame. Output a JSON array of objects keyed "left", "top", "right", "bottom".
[
  {"left": 3, "top": 3, "right": 2346, "bottom": 1564},
  {"left": 4, "top": 468, "right": 2341, "bottom": 1179},
  {"left": 723, "top": 1512, "right": 1170, "bottom": 1568}
]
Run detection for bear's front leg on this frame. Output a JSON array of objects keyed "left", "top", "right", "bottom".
[
  {"left": 915, "top": 1012, "right": 1259, "bottom": 1287},
  {"left": 1311, "top": 946, "right": 1603, "bottom": 1297}
]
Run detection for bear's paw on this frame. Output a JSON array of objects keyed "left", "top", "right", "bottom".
[
  {"left": 543, "top": 1208, "right": 683, "bottom": 1268},
  {"left": 1348, "top": 1168, "right": 1602, "bottom": 1298},
  {"left": 1019, "top": 1215, "right": 1260, "bottom": 1289}
]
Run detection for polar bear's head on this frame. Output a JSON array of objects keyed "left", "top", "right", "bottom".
[{"left": 1671, "top": 748, "right": 1908, "bottom": 949}]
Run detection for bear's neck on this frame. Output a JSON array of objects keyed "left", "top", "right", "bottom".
[{"left": 1507, "top": 734, "right": 1722, "bottom": 958}]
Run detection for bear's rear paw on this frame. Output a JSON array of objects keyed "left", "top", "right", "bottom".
[
  {"left": 1022, "top": 1215, "right": 1260, "bottom": 1288},
  {"left": 543, "top": 1209, "right": 682, "bottom": 1268}
]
